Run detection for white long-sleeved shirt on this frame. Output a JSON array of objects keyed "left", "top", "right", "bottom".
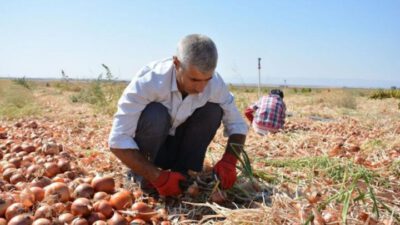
[{"left": 108, "top": 58, "right": 248, "bottom": 150}]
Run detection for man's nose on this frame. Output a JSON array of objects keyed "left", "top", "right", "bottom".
[{"left": 195, "top": 83, "right": 207, "bottom": 92}]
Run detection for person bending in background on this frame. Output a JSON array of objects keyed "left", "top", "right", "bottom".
[
  {"left": 244, "top": 89, "right": 286, "bottom": 135},
  {"left": 108, "top": 34, "right": 248, "bottom": 197}
]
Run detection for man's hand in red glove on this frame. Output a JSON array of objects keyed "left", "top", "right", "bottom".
[
  {"left": 213, "top": 152, "right": 238, "bottom": 189},
  {"left": 151, "top": 170, "right": 186, "bottom": 196},
  {"left": 244, "top": 107, "right": 254, "bottom": 123}
]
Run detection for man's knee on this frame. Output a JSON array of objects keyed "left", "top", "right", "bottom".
[
  {"left": 137, "top": 102, "right": 170, "bottom": 136},
  {"left": 198, "top": 102, "right": 223, "bottom": 121}
]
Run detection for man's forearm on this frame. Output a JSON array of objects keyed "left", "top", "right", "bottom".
[
  {"left": 110, "top": 148, "right": 160, "bottom": 182},
  {"left": 226, "top": 134, "right": 246, "bottom": 156}
]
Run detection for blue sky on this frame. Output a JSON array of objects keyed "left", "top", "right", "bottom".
[{"left": 0, "top": 0, "right": 399, "bottom": 88}]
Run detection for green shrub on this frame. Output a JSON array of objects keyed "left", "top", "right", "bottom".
[
  {"left": 370, "top": 89, "right": 400, "bottom": 99},
  {"left": 13, "top": 77, "right": 31, "bottom": 89}
]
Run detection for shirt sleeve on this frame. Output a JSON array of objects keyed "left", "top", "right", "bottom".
[
  {"left": 211, "top": 75, "right": 248, "bottom": 136},
  {"left": 108, "top": 74, "right": 153, "bottom": 150}
]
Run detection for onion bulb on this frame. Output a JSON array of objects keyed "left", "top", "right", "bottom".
[
  {"left": 71, "top": 198, "right": 92, "bottom": 217},
  {"left": 5, "top": 203, "right": 27, "bottom": 220},
  {"left": 210, "top": 191, "right": 227, "bottom": 204},
  {"left": 110, "top": 190, "right": 133, "bottom": 210},
  {"left": 107, "top": 212, "right": 127, "bottom": 225},
  {"left": 131, "top": 202, "right": 155, "bottom": 221},
  {"left": 93, "top": 200, "right": 113, "bottom": 219},
  {"left": 32, "top": 218, "right": 51, "bottom": 225},
  {"left": 44, "top": 182, "right": 70, "bottom": 202},
  {"left": 7, "top": 214, "right": 33, "bottom": 225},
  {"left": 58, "top": 213, "right": 74, "bottom": 224},
  {"left": 93, "top": 192, "right": 110, "bottom": 201},
  {"left": 71, "top": 218, "right": 89, "bottom": 225},
  {"left": 33, "top": 205, "right": 53, "bottom": 219},
  {"left": 91, "top": 176, "right": 115, "bottom": 193},
  {"left": 73, "top": 183, "right": 94, "bottom": 199}
]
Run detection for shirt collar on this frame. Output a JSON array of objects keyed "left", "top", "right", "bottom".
[{"left": 171, "top": 64, "right": 179, "bottom": 92}]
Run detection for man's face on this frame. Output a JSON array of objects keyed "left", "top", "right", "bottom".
[{"left": 173, "top": 57, "right": 213, "bottom": 95}]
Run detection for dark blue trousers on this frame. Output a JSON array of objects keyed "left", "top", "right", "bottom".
[{"left": 134, "top": 102, "right": 222, "bottom": 175}]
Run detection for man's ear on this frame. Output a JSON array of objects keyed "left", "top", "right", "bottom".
[{"left": 173, "top": 56, "right": 180, "bottom": 68}]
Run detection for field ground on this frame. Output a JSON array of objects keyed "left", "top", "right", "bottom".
[{"left": 1, "top": 79, "right": 400, "bottom": 224}]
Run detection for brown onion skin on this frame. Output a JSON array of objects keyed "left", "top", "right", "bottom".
[
  {"left": 33, "top": 205, "right": 53, "bottom": 219},
  {"left": 91, "top": 176, "right": 115, "bottom": 194},
  {"left": 131, "top": 202, "right": 155, "bottom": 221},
  {"left": 74, "top": 183, "right": 95, "bottom": 199},
  {"left": 30, "top": 177, "right": 52, "bottom": 188},
  {"left": 0, "top": 195, "right": 13, "bottom": 217},
  {"left": 92, "top": 221, "right": 107, "bottom": 225},
  {"left": 32, "top": 218, "right": 51, "bottom": 225},
  {"left": 0, "top": 218, "right": 6, "bottom": 225},
  {"left": 93, "top": 200, "right": 114, "bottom": 219},
  {"left": 87, "top": 212, "right": 106, "bottom": 224},
  {"left": 30, "top": 187, "right": 45, "bottom": 202},
  {"left": 93, "top": 192, "right": 110, "bottom": 202},
  {"left": 71, "top": 198, "right": 92, "bottom": 217},
  {"left": 7, "top": 214, "right": 33, "bottom": 225},
  {"left": 130, "top": 218, "right": 146, "bottom": 225},
  {"left": 107, "top": 212, "right": 128, "bottom": 225},
  {"left": 71, "top": 218, "right": 89, "bottom": 225},
  {"left": 58, "top": 213, "right": 74, "bottom": 224},
  {"left": 5, "top": 203, "right": 27, "bottom": 220},
  {"left": 44, "top": 182, "right": 70, "bottom": 202},
  {"left": 110, "top": 190, "right": 133, "bottom": 210}
]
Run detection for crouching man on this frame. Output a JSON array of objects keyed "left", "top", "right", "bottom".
[{"left": 108, "top": 34, "right": 248, "bottom": 197}]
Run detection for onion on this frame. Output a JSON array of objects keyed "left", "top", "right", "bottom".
[
  {"left": 0, "top": 218, "right": 6, "bottom": 225},
  {"left": 11, "top": 145, "right": 23, "bottom": 153},
  {"left": 5, "top": 203, "right": 27, "bottom": 220},
  {"left": 30, "top": 187, "right": 45, "bottom": 202},
  {"left": 74, "top": 183, "right": 95, "bottom": 199},
  {"left": 71, "top": 198, "right": 92, "bottom": 217},
  {"left": 26, "top": 165, "right": 40, "bottom": 177},
  {"left": 19, "top": 188, "right": 35, "bottom": 207},
  {"left": 92, "top": 221, "right": 107, "bottom": 225},
  {"left": 87, "top": 212, "right": 106, "bottom": 224},
  {"left": 53, "top": 202, "right": 67, "bottom": 214},
  {"left": 7, "top": 214, "right": 33, "bottom": 225},
  {"left": 107, "top": 212, "right": 127, "bottom": 225},
  {"left": 110, "top": 190, "right": 133, "bottom": 210},
  {"left": 10, "top": 157, "right": 22, "bottom": 168},
  {"left": 10, "top": 173, "right": 26, "bottom": 184},
  {"left": 210, "top": 191, "right": 227, "bottom": 204},
  {"left": 132, "top": 190, "right": 143, "bottom": 199},
  {"left": 58, "top": 213, "right": 74, "bottom": 224},
  {"left": 130, "top": 218, "right": 146, "bottom": 225},
  {"left": 93, "top": 192, "right": 110, "bottom": 201},
  {"left": 0, "top": 195, "right": 13, "bottom": 217},
  {"left": 57, "top": 159, "right": 70, "bottom": 172},
  {"left": 93, "top": 200, "right": 113, "bottom": 218},
  {"left": 3, "top": 167, "right": 17, "bottom": 182},
  {"left": 33, "top": 205, "right": 53, "bottom": 219},
  {"left": 71, "top": 218, "right": 89, "bottom": 225},
  {"left": 91, "top": 176, "right": 115, "bottom": 193},
  {"left": 32, "top": 218, "right": 51, "bottom": 225},
  {"left": 21, "top": 144, "right": 35, "bottom": 153},
  {"left": 44, "top": 182, "right": 70, "bottom": 202},
  {"left": 187, "top": 183, "right": 200, "bottom": 197},
  {"left": 43, "top": 162, "right": 59, "bottom": 178},
  {"left": 131, "top": 202, "right": 155, "bottom": 221},
  {"left": 30, "top": 177, "right": 52, "bottom": 188}
]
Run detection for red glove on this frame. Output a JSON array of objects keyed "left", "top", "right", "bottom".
[
  {"left": 244, "top": 107, "right": 254, "bottom": 123},
  {"left": 214, "top": 152, "right": 238, "bottom": 189},
  {"left": 151, "top": 170, "right": 186, "bottom": 196}
]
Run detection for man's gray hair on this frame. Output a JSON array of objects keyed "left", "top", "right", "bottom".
[{"left": 176, "top": 34, "right": 218, "bottom": 73}]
